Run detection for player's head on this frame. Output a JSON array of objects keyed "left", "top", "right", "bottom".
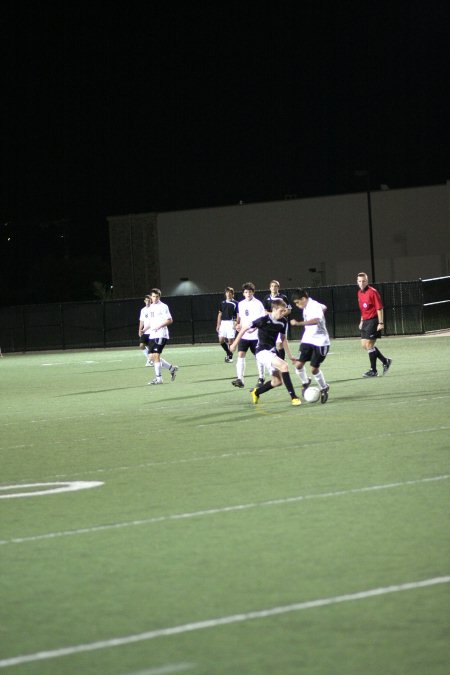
[
  {"left": 291, "top": 288, "right": 309, "bottom": 309},
  {"left": 144, "top": 294, "right": 151, "bottom": 305},
  {"left": 242, "top": 282, "right": 255, "bottom": 293},
  {"left": 269, "top": 280, "right": 280, "bottom": 294},
  {"left": 271, "top": 298, "right": 287, "bottom": 317},
  {"left": 225, "top": 286, "right": 234, "bottom": 297},
  {"left": 150, "top": 288, "right": 161, "bottom": 302},
  {"left": 357, "top": 272, "right": 369, "bottom": 290}
]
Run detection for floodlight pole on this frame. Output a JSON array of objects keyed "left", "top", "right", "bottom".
[
  {"left": 366, "top": 177, "right": 376, "bottom": 283},
  {"left": 355, "top": 169, "right": 376, "bottom": 282}
]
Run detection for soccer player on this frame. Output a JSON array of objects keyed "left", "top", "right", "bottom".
[
  {"left": 263, "top": 279, "right": 291, "bottom": 359},
  {"left": 138, "top": 294, "right": 153, "bottom": 366},
  {"left": 357, "top": 272, "right": 392, "bottom": 377},
  {"left": 231, "top": 282, "right": 266, "bottom": 388},
  {"left": 230, "top": 299, "right": 301, "bottom": 406},
  {"left": 216, "top": 287, "right": 238, "bottom": 362},
  {"left": 143, "top": 288, "right": 179, "bottom": 384},
  {"left": 290, "top": 288, "right": 330, "bottom": 404}
]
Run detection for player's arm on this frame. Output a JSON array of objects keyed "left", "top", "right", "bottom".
[
  {"left": 216, "top": 311, "right": 222, "bottom": 332},
  {"left": 229, "top": 323, "right": 252, "bottom": 352},
  {"left": 290, "top": 317, "right": 320, "bottom": 327},
  {"left": 280, "top": 333, "right": 295, "bottom": 361},
  {"left": 376, "top": 309, "right": 384, "bottom": 328},
  {"left": 138, "top": 320, "right": 144, "bottom": 336},
  {"left": 374, "top": 290, "right": 384, "bottom": 328}
]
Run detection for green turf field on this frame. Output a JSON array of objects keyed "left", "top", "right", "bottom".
[{"left": 1, "top": 335, "right": 449, "bottom": 675}]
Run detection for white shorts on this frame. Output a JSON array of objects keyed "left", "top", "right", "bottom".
[
  {"left": 218, "top": 320, "right": 236, "bottom": 339},
  {"left": 256, "top": 349, "right": 278, "bottom": 374}
]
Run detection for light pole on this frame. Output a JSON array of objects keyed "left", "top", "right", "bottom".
[{"left": 355, "top": 169, "right": 376, "bottom": 282}]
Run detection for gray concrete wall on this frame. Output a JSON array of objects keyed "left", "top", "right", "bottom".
[{"left": 109, "top": 182, "right": 449, "bottom": 297}]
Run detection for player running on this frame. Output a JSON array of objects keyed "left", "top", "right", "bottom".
[{"left": 229, "top": 299, "right": 301, "bottom": 406}]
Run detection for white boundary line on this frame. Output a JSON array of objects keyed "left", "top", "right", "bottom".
[
  {"left": 1, "top": 474, "right": 448, "bottom": 546},
  {"left": 0, "top": 576, "right": 448, "bottom": 668},
  {"left": 0, "top": 481, "right": 104, "bottom": 499}
]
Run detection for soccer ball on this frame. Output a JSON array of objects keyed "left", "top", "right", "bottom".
[{"left": 303, "top": 386, "right": 321, "bottom": 403}]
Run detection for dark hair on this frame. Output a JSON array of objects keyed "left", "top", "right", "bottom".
[
  {"left": 242, "top": 282, "right": 256, "bottom": 292},
  {"left": 225, "top": 287, "right": 234, "bottom": 294},
  {"left": 150, "top": 288, "right": 161, "bottom": 296},
  {"left": 291, "top": 288, "right": 309, "bottom": 302}
]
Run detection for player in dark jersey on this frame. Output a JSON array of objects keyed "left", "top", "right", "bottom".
[
  {"left": 263, "top": 279, "right": 291, "bottom": 359},
  {"left": 229, "top": 299, "right": 301, "bottom": 406},
  {"left": 216, "top": 287, "right": 238, "bottom": 362},
  {"left": 357, "top": 272, "right": 392, "bottom": 377}
]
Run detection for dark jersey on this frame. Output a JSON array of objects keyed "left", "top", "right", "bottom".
[
  {"left": 263, "top": 292, "right": 289, "bottom": 312},
  {"left": 251, "top": 314, "right": 288, "bottom": 353},
  {"left": 219, "top": 299, "right": 238, "bottom": 320}
]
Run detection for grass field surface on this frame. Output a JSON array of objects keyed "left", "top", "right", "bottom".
[{"left": 0, "top": 334, "right": 449, "bottom": 674}]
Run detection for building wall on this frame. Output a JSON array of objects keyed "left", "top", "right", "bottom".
[{"left": 109, "top": 182, "right": 450, "bottom": 297}]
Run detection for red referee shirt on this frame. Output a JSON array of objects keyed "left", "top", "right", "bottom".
[{"left": 358, "top": 286, "right": 383, "bottom": 320}]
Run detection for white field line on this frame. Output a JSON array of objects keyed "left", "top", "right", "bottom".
[
  {"left": 122, "top": 665, "right": 195, "bottom": 675},
  {"left": 0, "top": 576, "right": 448, "bottom": 669},
  {"left": 1, "top": 474, "right": 448, "bottom": 546},
  {"left": 3, "top": 424, "right": 448, "bottom": 483}
]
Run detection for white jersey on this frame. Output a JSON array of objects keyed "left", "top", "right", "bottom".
[
  {"left": 139, "top": 305, "right": 152, "bottom": 334},
  {"left": 301, "top": 298, "right": 330, "bottom": 347},
  {"left": 145, "top": 300, "right": 172, "bottom": 339},
  {"left": 238, "top": 297, "right": 265, "bottom": 341}
]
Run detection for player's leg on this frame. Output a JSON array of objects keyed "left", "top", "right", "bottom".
[
  {"left": 271, "top": 355, "right": 300, "bottom": 404},
  {"left": 311, "top": 347, "right": 329, "bottom": 403}
]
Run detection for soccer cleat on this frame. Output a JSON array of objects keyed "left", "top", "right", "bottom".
[
  {"left": 145, "top": 360, "right": 153, "bottom": 367},
  {"left": 257, "top": 378, "right": 265, "bottom": 386},
  {"left": 250, "top": 388, "right": 259, "bottom": 404},
  {"left": 169, "top": 365, "right": 178, "bottom": 381},
  {"left": 382, "top": 358, "right": 392, "bottom": 375},
  {"left": 149, "top": 377, "right": 163, "bottom": 385},
  {"left": 301, "top": 377, "right": 312, "bottom": 396},
  {"left": 291, "top": 397, "right": 301, "bottom": 406},
  {"left": 320, "top": 385, "right": 329, "bottom": 404},
  {"left": 232, "top": 378, "right": 245, "bottom": 388},
  {"left": 363, "top": 369, "right": 378, "bottom": 378},
  {"left": 225, "top": 355, "right": 233, "bottom": 363}
]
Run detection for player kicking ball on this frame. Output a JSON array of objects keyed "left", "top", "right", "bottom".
[{"left": 229, "top": 299, "right": 301, "bottom": 406}]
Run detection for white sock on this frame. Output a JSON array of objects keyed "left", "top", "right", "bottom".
[
  {"left": 313, "top": 370, "right": 327, "bottom": 389},
  {"left": 143, "top": 348, "right": 149, "bottom": 359},
  {"left": 154, "top": 362, "right": 162, "bottom": 378},
  {"left": 237, "top": 357, "right": 245, "bottom": 381},
  {"left": 160, "top": 358, "right": 171, "bottom": 370},
  {"left": 295, "top": 367, "right": 310, "bottom": 385},
  {"left": 258, "top": 361, "right": 265, "bottom": 379}
]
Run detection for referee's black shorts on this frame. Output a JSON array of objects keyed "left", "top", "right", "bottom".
[{"left": 360, "top": 317, "right": 381, "bottom": 340}]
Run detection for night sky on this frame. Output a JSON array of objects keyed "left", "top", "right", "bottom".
[{"left": 2, "top": 2, "right": 449, "bottom": 305}]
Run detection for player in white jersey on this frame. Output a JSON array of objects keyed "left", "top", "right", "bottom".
[
  {"left": 143, "top": 288, "right": 179, "bottom": 384},
  {"left": 290, "top": 288, "right": 330, "bottom": 403},
  {"left": 138, "top": 295, "right": 153, "bottom": 366},
  {"left": 231, "top": 282, "right": 266, "bottom": 388}
]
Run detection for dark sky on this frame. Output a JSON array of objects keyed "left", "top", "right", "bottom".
[{"left": 2, "top": 2, "right": 450, "bottom": 303}]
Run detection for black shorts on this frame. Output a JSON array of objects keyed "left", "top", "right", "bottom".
[
  {"left": 140, "top": 334, "right": 151, "bottom": 346},
  {"left": 361, "top": 318, "right": 381, "bottom": 340},
  {"left": 298, "top": 343, "right": 329, "bottom": 368},
  {"left": 238, "top": 338, "right": 257, "bottom": 355},
  {"left": 148, "top": 338, "right": 168, "bottom": 354}
]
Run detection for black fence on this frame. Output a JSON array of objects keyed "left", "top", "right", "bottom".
[{"left": 1, "top": 278, "right": 448, "bottom": 354}]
